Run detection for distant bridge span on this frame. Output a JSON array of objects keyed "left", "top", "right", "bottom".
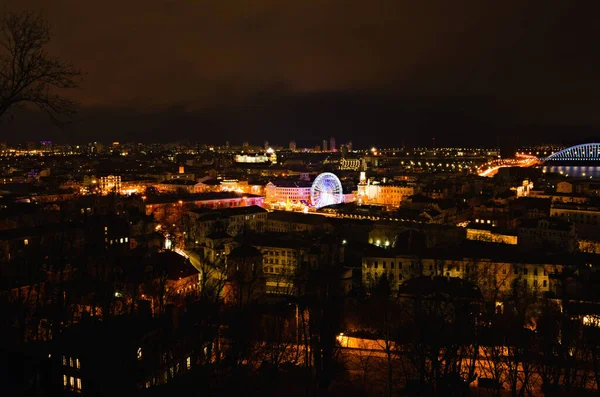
[{"left": 541, "top": 143, "right": 600, "bottom": 162}]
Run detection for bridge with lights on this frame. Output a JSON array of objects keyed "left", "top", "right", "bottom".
[
  {"left": 539, "top": 143, "right": 600, "bottom": 163},
  {"left": 478, "top": 144, "right": 600, "bottom": 177}
]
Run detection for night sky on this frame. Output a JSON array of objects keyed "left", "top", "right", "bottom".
[{"left": 3, "top": 0, "right": 600, "bottom": 148}]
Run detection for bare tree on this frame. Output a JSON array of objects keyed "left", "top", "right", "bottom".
[
  {"left": 0, "top": 10, "right": 80, "bottom": 123},
  {"left": 368, "top": 275, "right": 399, "bottom": 397}
]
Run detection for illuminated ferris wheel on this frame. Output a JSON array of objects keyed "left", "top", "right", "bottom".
[{"left": 310, "top": 172, "right": 343, "bottom": 208}]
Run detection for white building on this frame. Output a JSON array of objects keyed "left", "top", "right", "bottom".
[
  {"left": 265, "top": 181, "right": 312, "bottom": 204},
  {"left": 357, "top": 178, "right": 414, "bottom": 208}
]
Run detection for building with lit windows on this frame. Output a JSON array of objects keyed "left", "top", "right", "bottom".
[
  {"left": 465, "top": 224, "right": 518, "bottom": 245},
  {"left": 155, "top": 180, "right": 204, "bottom": 194},
  {"left": 265, "top": 180, "right": 312, "bottom": 204},
  {"left": 361, "top": 242, "right": 560, "bottom": 300},
  {"left": 146, "top": 192, "right": 265, "bottom": 227},
  {"left": 51, "top": 313, "right": 211, "bottom": 394},
  {"left": 99, "top": 175, "right": 121, "bottom": 195},
  {"left": 235, "top": 149, "right": 277, "bottom": 164},
  {"left": 247, "top": 236, "right": 313, "bottom": 295},
  {"left": 230, "top": 233, "right": 347, "bottom": 296},
  {"left": 550, "top": 202, "right": 600, "bottom": 227},
  {"left": 339, "top": 158, "right": 362, "bottom": 171},
  {"left": 357, "top": 179, "right": 414, "bottom": 208},
  {"left": 218, "top": 179, "right": 266, "bottom": 196},
  {"left": 183, "top": 205, "right": 268, "bottom": 240},
  {"left": 517, "top": 217, "right": 577, "bottom": 253},
  {"left": 223, "top": 244, "right": 266, "bottom": 305}
]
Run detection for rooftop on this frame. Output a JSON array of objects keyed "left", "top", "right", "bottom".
[
  {"left": 228, "top": 243, "right": 262, "bottom": 258},
  {"left": 146, "top": 192, "right": 263, "bottom": 204},
  {"left": 268, "top": 210, "right": 330, "bottom": 225},
  {"left": 519, "top": 217, "right": 573, "bottom": 231}
]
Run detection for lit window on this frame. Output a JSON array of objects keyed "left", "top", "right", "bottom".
[
  {"left": 76, "top": 378, "right": 82, "bottom": 390},
  {"left": 75, "top": 358, "right": 80, "bottom": 369},
  {"left": 186, "top": 356, "right": 191, "bottom": 370},
  {"left": 70, "top": 376, "right": 75, "bottom": 388},
  {"left": 63, "top": 375, "right": 67, "bottom": 387},
  {"left": 62, "top": 356, "right": 67, "bottom": 366},
  {"left": 120, "top": 238, "right": 124, "bottom": 243},
  {"left": 137, "top": 347, "right": 142, "bottom": 360},
  {"left": 24, "top": 239, "right": 28, "bottom": 246},
  {"left": 70, "top": 357, "right": 74, "bottom": 367}
]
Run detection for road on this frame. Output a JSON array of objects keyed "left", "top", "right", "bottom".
[{"left": 477, "top": 156, "right": 539, "bottom": 177}]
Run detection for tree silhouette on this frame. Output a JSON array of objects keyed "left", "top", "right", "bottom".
[{"left": 0, "top": 10, "right": 80, "bottom": 123}]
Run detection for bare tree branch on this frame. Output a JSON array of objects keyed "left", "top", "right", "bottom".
[{"left": 0, "top": 10, "right": 81, "bottom": 125}]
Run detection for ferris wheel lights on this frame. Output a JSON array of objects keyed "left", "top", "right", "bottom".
[{"left": 310, "top": 172, "right": 343, "bottom": 209}]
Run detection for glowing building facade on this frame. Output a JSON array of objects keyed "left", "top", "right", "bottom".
[
  {"left": 99, "top": 175, "right": 121, "bottom": 195},
  {"left": 235, "top": 149, "right": 277, "bottom": 164},
  {"left": 357, "top": 177, "right": 414, "bottom": 208},
  {"left": 339, "top": 158, "right": 361, "bottom": 171},
  {"left": 265, "top": 181, "right": 312, "bottom": 204}
]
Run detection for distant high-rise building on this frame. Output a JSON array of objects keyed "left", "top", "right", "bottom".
[
  {"left": 225, "top": 141, "right": 230, "bottom": 149},
  {"left": 322, "top": 140, "right": 328, "bottom": 152},
  {"left": 242, "top": 141, "right": 249, "bottom": 150},
  {"left": 264, "top": 140, "right": 269, "bottom": 150},
  {"left": 289, "top": 140, "right": 296, "bottom": 151},
  {"left": 346, "top": 141, "right": 353, "bottom": 152},
  {"left": 330, "top": 136, "right": 336, "bottom": 152}
]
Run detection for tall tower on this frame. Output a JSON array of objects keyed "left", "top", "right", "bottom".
[
  {"left": 322, "top": 139, "right": 328, "bottom": 152},
  {"left": 289, "top": 140, "right": 296, "bottom": 151},
  {"left": 330, "top": 136, "right": 336, "bottom": 152},
  {"left": 264, "top": 140, "right": 269, "bottom": 150},
  {"left": 357, "top": 171, "right": 368, "bottom": 203},
  {"left": 346, "top": 141, "right": 353, "bottom": 152}
]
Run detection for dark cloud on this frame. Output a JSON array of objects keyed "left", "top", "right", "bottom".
[{"left": 2, "top": 0, "right": 600, "bottom": 145}]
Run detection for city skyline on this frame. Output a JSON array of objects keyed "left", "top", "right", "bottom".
[{"left": 3, "top": 1, "right": 600, "bottom": 146}]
